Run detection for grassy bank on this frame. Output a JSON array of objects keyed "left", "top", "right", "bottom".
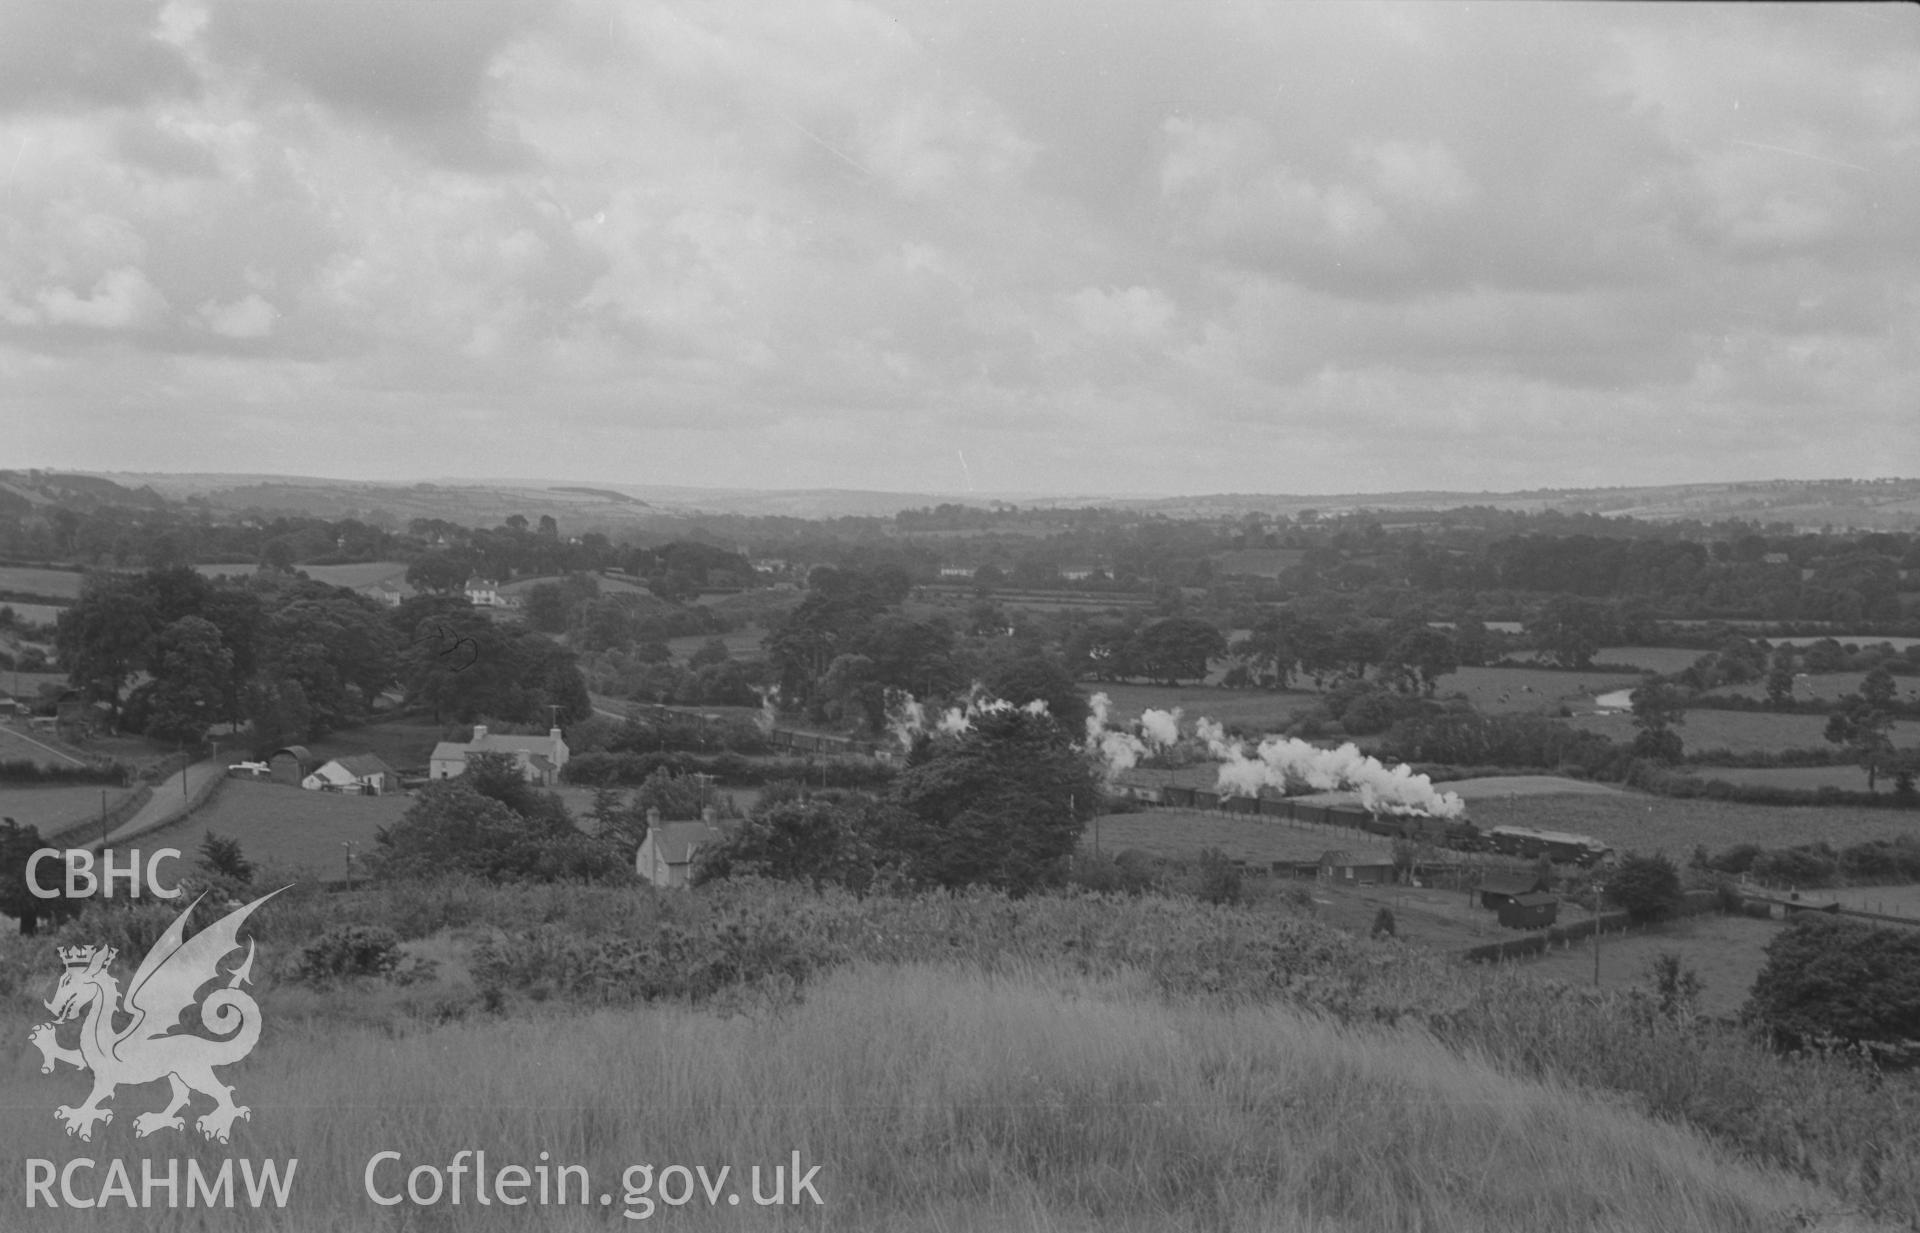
[
  {"left": 0, "top": 962, "right": 1880, "bottom": 1232},
  {"left": 3, "top": 881, "right": 1914, "bottom": 1229}
]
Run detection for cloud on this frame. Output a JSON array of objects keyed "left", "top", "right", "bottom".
[
  {"left": 200, "top": 294, "right": 275, "bottom": 339},
  {"left": 0, "top": 0, "right": 1915, "bottom": 491},
  {"left": 0, "top": 0, "right": 199, "bottom": 114},
  {"left": 38, "top": 267, "right": 171, "bottom": 331}
]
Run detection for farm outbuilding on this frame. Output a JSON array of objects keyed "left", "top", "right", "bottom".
[
  {"left": 1318, "top": 849, "right": 1398, "bottom": 885},
  {"left": 302, "top": 753, "right": 399, "bottom": 795},
  {"left": 269, "top": 746, "right": 315, "bottom": 786},
  {"left": 1478, "top": 872, "right": 1549, "bottom": 912},
  {"left": 1497, "top": 892, "right": 1559, "bottom": 930}
]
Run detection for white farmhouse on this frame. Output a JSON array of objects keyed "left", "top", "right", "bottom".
[
  {"left": 301, "top": 753, "right": 400, "bottom": 795},
  {"left": 429, "top": 724, "right": 570, "bottom": 786}
]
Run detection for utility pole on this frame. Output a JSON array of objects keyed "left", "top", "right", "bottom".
[
  {"left": 343, "top": 841, "right": 355, "bottom": 891},
  {"left": 1592, "top": 878, "right": 1605, "bottom": 987}
]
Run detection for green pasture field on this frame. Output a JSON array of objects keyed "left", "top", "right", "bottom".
[
  {"left": 1, "top": 602, "right": 66, "bottom": 625},
  {"left": 1291, "top": 878, "right": 1514, "bottom": 951},
  {"left": 0, "top": 785, "right": 135, "bottom": 833},
  {"left": 1820, "top": 884, "right": 1920, "bottom": 917},
  {"left": 1086, "top": 807, "right": 1398, "bottom": 867},
  {"left": 501, "top": 571, "right": 650, "bottom": 597},
  {"left": 1710, "top": 671, "right": 1920, "bottom": 706},
  {"left": 1593, "top": 646, "right": 1704, "bottom": 673},
  {"left": 1510, "top": 912, "right": 1779, "bottom": 1019},
  {"left": 665, "top": 627, "right": 767, "bottom": 661},
  {"left": 1432, "top": 665, "right": 1643, "bottom": 713},
  {"left": 1568, "top": 708, "right": 1901, "bottom": 755},
  {"left": 1083, "top": 682, "right": 1319, "bottom": 733},
  {"left": 0, "top": 565, "right": 85, "bottom": 598},
  {"left": 4, "top": 670, "right": 70, "bottom": 697},
  {"left": 1685, "top": 764, "right": 1883, "bottom": 793},
  {"left": 138, "top": 778, "right": 411, "bottom": 882},
  {"left": 693, "top": 588, "right": 804, "bottom": 621},
  {"left": 1514, "top": 646, "right": 1700, "bottom": 673},
  {"left": 1466, "top": 791, "right": 1919, "bottom": 855},
  {"left": 0, "top": 719, "right": 88, "bottom": 767}
]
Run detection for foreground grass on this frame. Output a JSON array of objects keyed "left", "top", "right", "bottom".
[
  {"left": 4, "top": 880, "right": 1915, "bottom": 1228},
  {"left": 0, "top": 963, "right": 1877, "bottom": 1232}
]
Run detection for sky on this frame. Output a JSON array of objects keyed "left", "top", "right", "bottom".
[{"left": 3, "top": 1, "right": 1917, "bottom": 497}]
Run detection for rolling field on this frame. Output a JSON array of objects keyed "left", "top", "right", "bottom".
[
  {"left": 1432, "top": 665, "right": 1644, "bottom": 713},
  {"left": 1082, "top": 682, "right": 1319, "bottom": 732},
  {"left": 1467, "top": 791, "right": 1920, "bottom": 855},
  {"left": 1710, "top": 672, "right": 1920, "bottom": 706},
  {"left": 0, "top": 565, "right": 85, "bottom": 598},
  {"left": 1568, "top": 707, "right": 1894, "bottom": 755},
  {"left": 1820, "top": 884, "right": 1920, "bottom": 917},
  {"left": 0, "top": 785, "right": 134, "bottom": 832},
  {"left": 300, "top": 561, "right": 412, "bottom": 589},
  {"left": 1298, "top": 879, "right": 1519, "bottom": 950},
  {"left": 142, "top": 778, "right": 411, "bottom": 881},
  {"left": 1515, "top": 646, "right": 1700, "bottom": 673},
  {"left": 665, "top": 627, "right": 768, "bottom": 660},
  {"left": 1086, "top": 807, "right": 1398, "bottom": 866},
  {"left": 1510, "top": 912, "right": 1780, "bottom": 1019},
  {"left": 1684, "top": 764, "right": 1882, "bottom": 792},
  {"left": 1589, "top": 645, "right": 1707, "bottom": 673},
  {"left": 0, "top": 720, "right": 89, "bottom": 766},
  {"left": 1, "top": 602, "right": 65, "bottom": 624}
]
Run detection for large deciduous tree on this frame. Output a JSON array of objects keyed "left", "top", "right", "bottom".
[
  {"left": 140, "top": 615, "right": 234, "bottom": 745},
  {"left": 888, "top": 707, "right": 1099, "bottom": 893},
  {"left": 1826, "top": 666, "right": 1898, "bottom": 790},
  {"left": 1127, "top": 617, "right": 1226, "bottom": 685},
  {"left": 1531, "top": 594, "right": 1613, "bottom": 670},
  {"left": 1746, "top": 916, "right": 1920, "bottom": 1054}
]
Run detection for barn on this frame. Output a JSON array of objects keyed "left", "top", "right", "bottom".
[
  {"left": 1497, "top": 892, "right": 1559, "bottom": 930},
  {"left": 1478, "top": 872, "right": 1549, "bottom": 912},
  {"left": 269, "top": 746, "right": 315, "bottom": 786},
  {"left": 302, "top": 753, "right": 399, "bottom": 795},
  {"left": 1318, "top": 849, "right": 1398, "bottom": 885}
]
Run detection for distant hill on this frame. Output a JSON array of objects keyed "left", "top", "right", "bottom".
[{"left": 63, "top": 472, "right": 1920, "bottom": 530}]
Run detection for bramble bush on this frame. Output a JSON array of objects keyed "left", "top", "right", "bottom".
[{"left": 298, "top": 925, "right": 402, "bottom": 982}]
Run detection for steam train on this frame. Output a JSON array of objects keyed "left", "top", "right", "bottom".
[{"left": 1125, "top": 784, "right": 1614, "bottom": 866}]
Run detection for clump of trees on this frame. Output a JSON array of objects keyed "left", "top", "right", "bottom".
[
  {"left": 372, "top": 754, "right": 626, "bottom": 884},
  {"left": 1746, "top": 917, "right": 1920, "bottom": 1058},
  {"left": 1605, "top": 852, "right": 1684, "bottom": 923},
  {"left": 697, "top": 704, "right": 1099, "bottom": 895}
]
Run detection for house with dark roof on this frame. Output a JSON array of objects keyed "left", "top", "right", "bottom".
[
  {"left": 429, "top": 724, "right": 569, "bottom": 786},
  {"left": 1497, "top": 892, "right": 1559, "bottom": 930},
  {"left": 302, "top": 753, "right": 400, "bottom": 795},
  {"left": 1478, "top": 872, "right": 1550, "bottom": 912},
  {"left": 635, "top": 813, "right": 737, "bottom": 889},
  {"left": 1318, "top": 849, "right": 1398, "bottom": 885}
]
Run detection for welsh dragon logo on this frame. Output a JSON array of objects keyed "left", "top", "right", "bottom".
[{"left": 30, "top": 889, "right": 283, "bottom": 1144}]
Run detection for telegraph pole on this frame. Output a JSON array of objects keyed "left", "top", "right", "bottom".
[{"left": 1592, "top": 878, "right": 1606, "bottom": 986}]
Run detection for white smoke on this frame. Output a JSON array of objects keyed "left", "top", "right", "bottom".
[
  {"left": 890, "top": 684, "right": 1053, "bottom": 742},
  {"left": 1138, "top": 707, "right": 1182, "bottom": 749},
  {"left": 1212, "top": 734, "right": 1465, "bottom": 818},
  {"left": 1081, "top": 691, "right": 1160, "bottom": 780},
  {"left": 883, "top": 688, "right": 928, "bottom": 751}
]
